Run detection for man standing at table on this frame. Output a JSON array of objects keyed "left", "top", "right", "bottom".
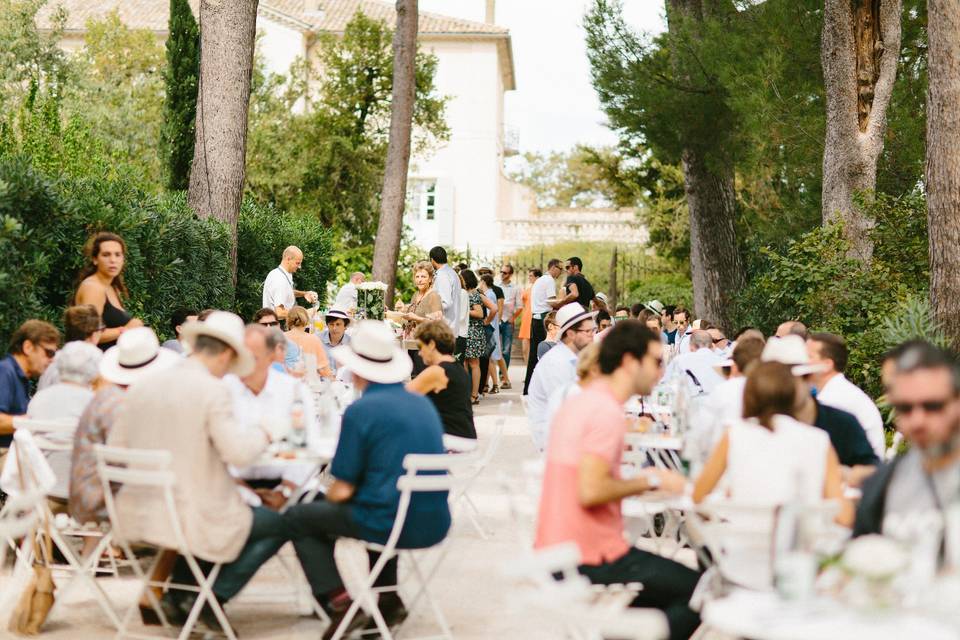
[
  {"left": 284, "top": 321, "right": 450, "bottom": 637},
  {"left": 524, "top": 258, "right": 563, "bottom": 395},
  {"left": 429, "top": 246, "right": 460, "bottom": 335},
  {"left": 535, "top": 320, "right": 700, "bottom": 640},
  {"left": 333, "top": 272, "right": 365, "bottom": 314},
  {"left": 262, "top": 246, "right": 318, "bottom": 318}
]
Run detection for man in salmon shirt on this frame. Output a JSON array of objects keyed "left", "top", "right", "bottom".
[{"left": 535, "top": 320, "right": 701, "bottom": 640}]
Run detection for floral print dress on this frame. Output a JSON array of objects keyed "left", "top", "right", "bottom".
[{"left": 465, "top": 290, "right": 486, "bottom": 359}]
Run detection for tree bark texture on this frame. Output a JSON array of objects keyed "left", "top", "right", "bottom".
[
  {"left": 682, "top": 149, "right": 744, "bottom": 331},
  {"left": 188, "top": 0, "right": 259, "bottom": 282},
  {"left": 926, "top": 0, "right": 960, "bottom": 347},
  {"left": 666, "top": 0, "right": 745, "bottom": 331},
  {"left": 821, "top": 0, "right": 902, "bottom": 260},
  {"left": 372, "top": 0, "right": 418, "bottom": 307}
]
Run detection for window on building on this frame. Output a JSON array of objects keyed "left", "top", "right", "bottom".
[
  {"left": 406, "top": 179, "right": 438, "bottom": 221},
  {"left": 424, "top": 182, "right": 436, "bottom": 220}
]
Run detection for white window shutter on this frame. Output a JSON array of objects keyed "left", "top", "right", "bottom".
[{"left": 435, "top": 178, "right": 455, "bottom": 245}]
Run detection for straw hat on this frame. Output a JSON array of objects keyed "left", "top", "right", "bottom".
[
  {"left": 644, "top": 299, "right": 665, "bottom": 315},
  {"left": 324, "top": 307, "right": 351, "bottom": 325},
  {"left": 556, "top": 302, "right": 598, "bottom": 336},
  {"left": 179, "top": 311, "right": 255, "bottom": 377},
  {"left": 761, "top": 334, "right": 827, "bottom": 377},
  {"left": 99, "top": 327, "right": 180, "bottom": 386},
  {"left": 331, "top": 320, "right": 411, "bottom": 384}
]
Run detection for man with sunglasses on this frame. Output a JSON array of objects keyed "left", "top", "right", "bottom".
[
  {"left": 0, "top": 320, "right": 60, "bottom": 447},
  {"left": 855, "top": 342, "right": 960, "bottom": 547},
  {"left": 550, "top": 257, "right": 606, "bottom": 312}
]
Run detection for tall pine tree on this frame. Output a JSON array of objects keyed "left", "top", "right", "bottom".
[{"left": 161, "top": 0, "right": 200, "bottom": 190}]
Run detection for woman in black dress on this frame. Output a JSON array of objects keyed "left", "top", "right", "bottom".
[
  {"left": 74, "top": 232, "right": 143, "bottom": 350},
  {"left": 406, "top": 320, "right": 476, "bottom": 440}
]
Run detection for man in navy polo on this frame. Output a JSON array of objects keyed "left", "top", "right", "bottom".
[
  {"left": 0, "top": 320, "right": 60, "bottom": 447},
  {"left": 285, "top": 321, "right": 450, "bottom": 639}
]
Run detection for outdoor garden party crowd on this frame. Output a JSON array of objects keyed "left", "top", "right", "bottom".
[{"left": 0, "top": 231, "right": 958, "bottom": 640}]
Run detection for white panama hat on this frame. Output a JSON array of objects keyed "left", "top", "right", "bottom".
[
  {"left": 179, "top": 311, "right": 255, "bottom": 377},
  {"left": 99, "top": 327, "right": 180, "bottom": 386},
  {"left": 331, "top": 320, "right": 412, "bottom": 384},
  {"left": 324, "top": 307, "right": 351, "bottom": 324},
  {"left": 556, "top": 302, "right": 598, "bottom": 337},
  {"left": 761, "top": 334, "right": 828, "bottom": 377}
]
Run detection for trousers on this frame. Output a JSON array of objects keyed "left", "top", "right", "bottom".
[
  {"left": 284, "top": 498, "right": 397, "bottom": 596},
  {"left": 523, "top": 315, "right": 547, "bottom": 394},
  {"left": 578, "top": 547, "right": 701, "bottom": 640},
  {"left": 170, "top": 506, "right": 288, "bottom": 603},
  {"left": 499, "top": 322, "right": 515, "bottom": 367}
]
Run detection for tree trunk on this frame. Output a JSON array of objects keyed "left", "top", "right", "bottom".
[
  {"left": 188, "top": 0, "right": 259, "bottom": 283},
  {"left": 821, "top": 0, "right": 902, "bottom": 261},
  {"left": 682, "top": 149, "right": 744, "bottom": 331},
  {"left": 371, "top": 0, "right": 418, "bottom": 308},
  {"left": 666, "top": 0, "right": 745, "bottom": 331},
  {"left": 926, "top": 0, "right": 960, "bottom": 347}
]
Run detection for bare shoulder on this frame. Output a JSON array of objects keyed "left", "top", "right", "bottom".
[{"left": 75, "top": 277, "right": 106, "bottom": 303}]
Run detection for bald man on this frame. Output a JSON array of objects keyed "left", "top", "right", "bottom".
[{"left": 262, "top": 246, "right": 318, "bottom": 318}]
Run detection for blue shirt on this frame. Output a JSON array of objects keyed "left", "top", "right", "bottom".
[
  {"left": 0, "top": 354, "right": 30, "bottom": 447},
  {"left": 319, "top": 330, "right": 351, "bottom": 375},
  {"left": 331, "top": 382, "right": 451, "bottom": 548}
]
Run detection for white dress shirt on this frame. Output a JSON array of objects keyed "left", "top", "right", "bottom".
[
  {"left": 667, "top": 348, "right": 725, "bottom": 396},
  {"left": 498, "top": 281, "right": 522, "bottom": 322},
  {"left": 457, "top": 289, "right": 470, "bottom": 338},
  {"left": 433, "top": 264, "right": 461, "bottom": 332},
  {"left": 333, "top": 282, "right": 358, "bottom": 311},
  {"left": 26, "top": 383, "right": 94, "bottom": 499},
  {"left": 527, "top": 341, "right": 578, "bottom": 451},
  {"left": 225, "top": 369, "right": 319, "bottom": 486},
  {"left": 320, "top": 330, "right": 351, "bottom": 376},
  {"left": 676, "top": 329, "right": 693, "bottom": 354},
  {"left": 699, "top": 375, "right": 747, "bottom": 451},
  {"left": 262, "top": 265, "right": 296, "bottom": 311},
  {"left": 531, "top": 274, "right": 557, "bottom": 315},
  {"left": 816, "top": 373, "right": 885, "bottom": 458}
]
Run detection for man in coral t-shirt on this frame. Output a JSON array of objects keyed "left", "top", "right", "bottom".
[{"left": 535, "top": 321, "right": 701, "bottom": 640}]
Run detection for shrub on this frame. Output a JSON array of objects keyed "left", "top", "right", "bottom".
[{"left": 623, "top": 272, "right": 693, "bottom": 309}]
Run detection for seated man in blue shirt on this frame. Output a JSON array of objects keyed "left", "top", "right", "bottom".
[
  {"left": 285, "top": 321, "right": 450, "bottom": 639},
  {"left": 0, "top": 320, "right": 60, "bottom": 448}
]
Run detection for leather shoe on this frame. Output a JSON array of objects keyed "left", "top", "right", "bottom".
[
  {"left": 322, "top": 605, "right": 371, "bottom": 640},
  {"left": 363, "top": 593, "right": 408, "bottom": 634}
]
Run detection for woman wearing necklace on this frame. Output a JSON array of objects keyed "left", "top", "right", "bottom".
[
  {"left": 73, "top": 232, "right": 144, "bottom": 351},
  {"left": 400, "top": 261, "right": 442, "bottom": 376}
]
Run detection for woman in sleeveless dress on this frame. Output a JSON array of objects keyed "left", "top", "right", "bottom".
[
  {"left": 74, "top": 232, "right": 143, "bottom": 351},
  {"left": 519, "top": 269, "right": 537, "bottom": 363},
  {"left": 406, "top": 320, "right": 476, "bottom": 440}
]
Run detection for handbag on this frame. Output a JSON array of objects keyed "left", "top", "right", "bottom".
[{"left": 7, "top": 445, "right": 56, "bottom": 636}]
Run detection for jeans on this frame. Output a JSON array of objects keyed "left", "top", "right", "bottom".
[
  {"left": 499, "top": 322, "right": 514, "bottom": 367},
  {"left": 171, "top": 506, "right": 289, "bottom": 603},
  {"left": 284, "top": 498, "right": 397, "bottom": 597},
  {"left": 523, "top": 315, "right": 547, "bottom": 395},
  {"left": 578, "top": 547, "right": 701, "bottom": 640}
]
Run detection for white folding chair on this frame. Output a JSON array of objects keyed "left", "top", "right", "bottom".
[
  {"left": 448, "top": 413, "right": 507, "bottom": 539},
  {"left": 885, "top": 430, "right": 903, "bottom": 461},
  {"left": 0, "top": 489, "right": 42, "bottom": 568},
  {"left": 4, "top": 429, "right": 122, "bottom": 630},
  {"left": 94, "top": 445, "right": 237, "bottom": 640},
  {"left": 329, "top": 453, "right": 458, "bottom": 640}
]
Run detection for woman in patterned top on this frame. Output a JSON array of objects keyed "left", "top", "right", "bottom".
[{"left": 461, "top": 270, "right": 486, "bottom": 404}]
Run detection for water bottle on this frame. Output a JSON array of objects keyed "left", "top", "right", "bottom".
[
  {"left": 773, "top": 470, "right": 817, "bottom": 600},
  {"left": 289, "top": 385, "right": 307, "bottom": 448}
]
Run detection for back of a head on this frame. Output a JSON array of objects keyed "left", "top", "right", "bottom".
[
  {"left": 894, "top": 341, "right": 960, "bottom": 393},
  {"left": 630, "top": 303, "right": 644, "bottom": 319},
  {"left": 576, "top": 342, "right": 601, "bottom": 380},
  {"left": 414, "top": 320, "right": 456, "bottom": 355},
  {"left": 690, "top": 330, "right": 713, "bottom": 350},
  {"left": 736, "top": 327, "right": 765, "bottom": 343},
  {"left": 480, "top": 273, "right": 495, "bottom": 288},
  {"left": 530, "top": 268, "right": 543, "bottom": 278},
  {"left": 429, "top": 246, "right": 448, "bottom": 264},
  {"left": 732, "top": 337, "right": 765, "bottom": 374},
  {"left": 56, "top": 341, "right": 102, "bottom": 385},
  {"left": 198, "top": 309, "right": 216, "bottom": 322},
  {"left": 788, "top": 321, "right": 809, "bottom": 340},
  {"left": 169, "top": 308, "right": 196, "bottom": 336},
  {"left": 286, "top": 305, "right": 310, "bottom": 329},
  {"left": 810, "top": 332, "right": 847, "bottom": 373},
  {"left": 743, "top": 361, "right": 798, "bottom": 429},
  {"left": 598, "top": 320, "right": 659, "bottom": 375},
  {"left": 461, "top": 269, "right": 478, "bottom": 290},
  {"left": 64, "top": 304, "right": 102, "bottom": 343}
]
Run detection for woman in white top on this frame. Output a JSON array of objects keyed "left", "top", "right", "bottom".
[
  {"left": 693, "top": 361, "right": 853, "bottom": 527},
  {"left": 456, "top": 271, "right": 470, "bottom": 360}
]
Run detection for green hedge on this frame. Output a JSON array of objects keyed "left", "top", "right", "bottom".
[{"left": 0, "top": 155, "right": 333, "bottom": 344}]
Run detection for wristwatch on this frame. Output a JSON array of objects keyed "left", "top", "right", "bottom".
[
  {"left": 280, "top": 486, "right": 294, "bottom": 499},
  {"left": 645, "top": 472, "right": 661, "bottom": 490}
]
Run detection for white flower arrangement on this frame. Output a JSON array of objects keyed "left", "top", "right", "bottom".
[
  {"left": 357, "top": 281, "right": 388, "bottom": 291},
  {"left": 356, "top": 281, "right": 388, "bottom": 320},
  {"left": 841, "top": 534, "right": 908, "bottom": 581}
]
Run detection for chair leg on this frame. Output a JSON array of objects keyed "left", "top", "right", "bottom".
[
  {"left": 47, "top": 526, "right": 122, "bottom": 631},
  {"left": 405, "top": 555, "right": 453, "bottom": 639}
]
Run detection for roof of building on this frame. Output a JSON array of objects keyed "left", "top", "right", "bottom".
[{"left": 37, "top": 0, "right": 509, "bottom": 36}]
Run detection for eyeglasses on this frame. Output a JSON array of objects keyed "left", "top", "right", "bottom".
[
  {"left": 259, "top": 320, "right": 280, "bottom": 327},
  {"left": 500, "top": 271, "right": 510, "bottom": 276},
  {"left": 712, "top": 338, "right": 726, "bottom": 344},
  {"left": 564, "top": 265, "right": 573, "bottom": 271},
  {"left": 892, "top": 399, "right": 953, "bottom": 415}
]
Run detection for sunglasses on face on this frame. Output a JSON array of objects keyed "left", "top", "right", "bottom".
[
  {"left": 892, "top": 399, "right": 953, "bottom": 416},
  {"left": 259, "top": 320, "right": 280, "bottom": 327},
  {"left": 501, "top": 271, "right": 510, "bottom": 276},
  {"left": 712, "top": 338, "right": 726, "bottom": 344}
]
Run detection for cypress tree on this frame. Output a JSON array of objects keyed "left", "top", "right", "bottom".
[{"left": 160, "top": 0, "right": 200, "bottom": 191}]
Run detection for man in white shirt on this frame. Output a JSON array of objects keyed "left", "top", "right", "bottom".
[
  {"left": 807, "top": 332, "right": 886, "bottom": 458},
  {"left": 527, "top": 303, "right": 596, "bottom": 451},
  {"left": 524, "top": 259, "right": 563, "bottom": 395},
  {"left": 224, "top": 324, "right": 320, "bottom": 509},
  {"left": 667, "top": 330, "right": 724, "bottom": 396},
  {"left": 698, "top": 335, "right": 766, "bottom": 450},
  {"left": 262, "top": 246, "right": 318, "bottom": 318},
  {"left": 673, "top": 307, "right": 692, "bottom": 354},
  {"left": 429, "top": 246, "right": 461, "bottom": 334},
  {"left": 332, "top": 272, "right": 364, "bottom": 314}
]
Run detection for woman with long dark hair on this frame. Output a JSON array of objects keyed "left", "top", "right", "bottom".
[{"left": 74, "top": 232, "right": 143, "bottom": 350}]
